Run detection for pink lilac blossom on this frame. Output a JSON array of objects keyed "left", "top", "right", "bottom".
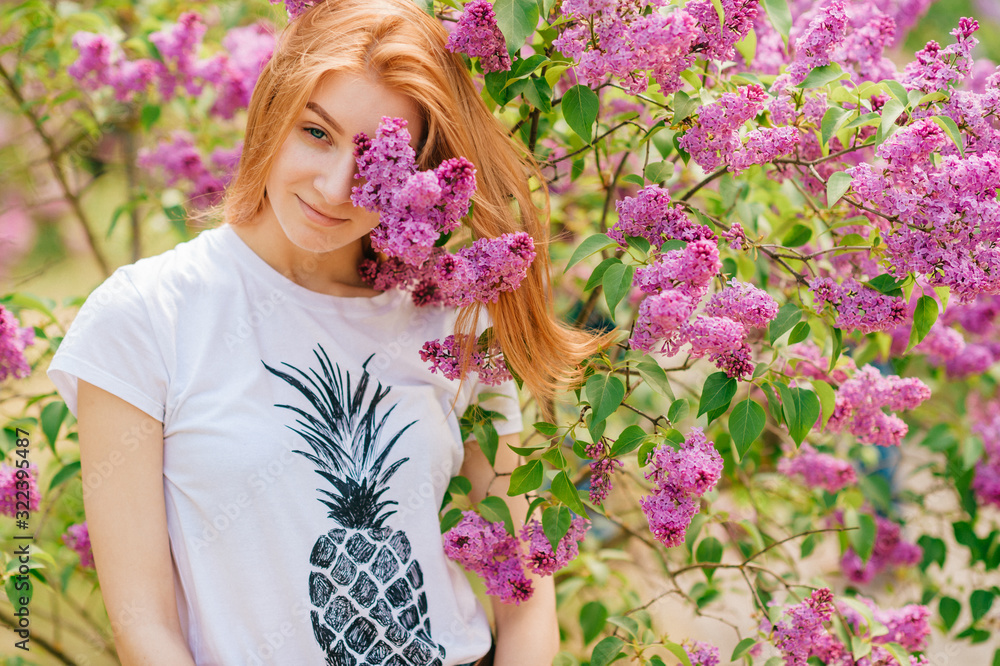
[
  {"left": 682, "top": 315, "right": 746, "bottom": 358},
  {"left": 149, "top": 12, "right": 209, "bottom": 99},
  {"left": 944, "top": 342, "right": 998, "bottom": 378},
  {"left": 839, "top": 597, "right": 930, "bottom": 652},
  {"left": 0, "top": 463, "right": 40, "bottom": 517},
  {"left": 62, "top": 522, "right": 95, "bottom": 569},
  {"left": 729, "top": 126, "right": 800, "bottom": 174},
  {"left": 271, "top": 0, "right": 314, "bottom": 20},
  {"left": 832, "top": 5, "right": 898, "bottom": 83},
  {"left": 785, "top": 341, "right": 856, "bottom": 384},
  {"left": 972, "top": 406, "right": 1000, "bottom": 508},
  {"left": 608, "top": 185, "right": 715, "bottom": 249},
  {"left": 721, "top": 222, "right": 748, "bottom": 250},
  {"left": 198, "top": 23, "right": 276, "bottom": 119},
  {"left": 443, "top": 511, "right": 533, "bottom": 604},
  {"left": 1, "top": 305, "right": 35, "bottom": 381},
  {"left": 630, "top": 289, "right": 698, "bottom": 354},
  {"left": 446, "top": 0, "right": 511, "bottom": 73},
  {"left": 839, "top": 514, "right": 922, "bottom": 583},
  {"left": 633, "top": 239, "right": 721, "bottom": 299},
  {"left": 678, "top": 85, "right": 769, "bottom": 172},
  {"left": 519, "top": 516, "right": 590, "bottom": 575},
  {"left": 703, "top": 279, "right": 779, "bottom": 329},
  {"left": 825, "top": 365, "right": 931, "bottom": 447},
  {"left": 902, "top": 17, "right": 979, "bottom": 93},
  {"left": 809, "top": 277, "right": 907, "bottom": 334},
  {"left": 778, "top": 443, "right": 857, "bottom": 492},
  {"left": 585, "top": 441, "right": 624, "bottom": 504},
  {"left": 137, "top": 132, "right": 230, "bottom": 208},
  {"left": 708, "top": 343, "right": 755, "bottom": 380},
  {"left": 771, "top": 588, "right": 836, "bottom": 666},
  {"left": 685, "top": 0, "right": 759, "bottom": 62},
  {"left": 683, "top": 640, "right": 720, "bottom": 666},
  {"left": 419, "top": 335, "right": 513, "bottom": 385},
  {"left": 783, "top": 0, "right": 849, "bottom": 85},
  {"left": 640, "top": 428, "right": 722, "bottom": 547}
]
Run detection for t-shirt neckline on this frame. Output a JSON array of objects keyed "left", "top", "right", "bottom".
[{"left": 215, "top": 223, "right": 406, "bottom": 315}]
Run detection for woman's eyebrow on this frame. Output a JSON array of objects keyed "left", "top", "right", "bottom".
[{"left": 305, "top": 102, "right": 344, "bottom": 134}]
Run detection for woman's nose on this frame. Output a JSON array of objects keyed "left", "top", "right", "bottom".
[{"left": 313, "top": 152, "right": 358, "bottom": 205}]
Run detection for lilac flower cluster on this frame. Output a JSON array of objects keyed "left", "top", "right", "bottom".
[
  {"left": 778, "top": 444, "right": 857, "bottom": 493},
  {"left": 0, "top": 304, "right": 35, "bottom": 381},
  {"left": 826, "top": 365, "right": 931, "bottom": 447},
  {"left": 721, "top": 222, "right": 748, "bottom": 250},
  {"left": 785, "top": 341, "right": 856, "bottom": 385},
  {"left": 553, "top": 0, "right": 699, "bottom": 95},
  {"left": 783, "top": 0, "right": 849, "bottom": 85},
  {"left": 445, "top": 0, "right": 511, "bottom": 73},
  {"left": 704, "top": 279, "right": 780, "bottom": 328},
  {"left": 419, "top": 335, "right": 513, "bottom": 386},
  {"left": 608, "top": 185, "right": 715, "bottom": 250},
  {"left": 62, "top": 522, "right": 95, "bottom": 569},
  {"left": 69, "top": 14, "right": 274, "bottom": 115},
  {"left": 771, "top": 588, "right": 836, "bottom": 666},
  {"left": 270, "top": 0, "right": 314, "bottom": 20},
  {"left": 520, "top": 516, "right": 590, "bottom": 575},
  {"left": 353, "top": 118, "right": 536, "bottom": 317},
  {"left": 137, "top": 133, "right": 240, "bottom": 208},
  {"left": 809, "top": 277, "right": 907, "bottom": 334},
  {"left": 677, "top": 85, "right": 771, "bottom": 173},
  {"left": 0, "top": 464, "right": 40, "bottom": 517},
  {"left": 640, "top": 428, "right": 723, "bottom": 548},
  {"left": 685, "top": 0, "right": 759, "bottom": 62},
  {"left": 683, "top": 640, "right": 720, "bottom": 666},
  {"left": 839, "top": 513, "right": 922, "bottom": 584},
  {"left": 585, "top": 441, "right": 623, "bottom": 505},
  {"left": 902, "top": 17, "right": 979, "bottom": 93},
  {"left": 839, "top": 597, "right": 931, "bottom": 652},
  {"left": 443, "top": 510, "right": 590, "bottom": 604},
  {"left": 728, "top": 127, "right": 801, "bottom": 174},
  {"left": 971, "top": 405, "right": 1000, "bottom": 508}
]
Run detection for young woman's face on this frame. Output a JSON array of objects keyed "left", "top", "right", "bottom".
[{"left": 261, "top": 71, "right": 424, "bottom": 256}]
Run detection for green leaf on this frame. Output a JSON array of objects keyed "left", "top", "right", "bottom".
[
  {"left": 971, "top": 589, "right": 995, "bottom": 622},
  {"left": 672, "top": 90, "right": 698, "bottom": 123},
  {"left": 826, "top": 171, "right": 853, "bottom": 207},
  {"left": 644, "top": 160, "right": 674, "bottom": 183},
  {"left": 812, "top": 379, "right": 836, "bottom": 429},
  {"left": 440, "top": 507, "right": 464, "bottom": 533},
  {"left": 40, "top": 401, "right": 68, "bottom": 453},
  {"left": 602, "top": 263, "right": 635, "bottom": 314},
  {"left": 507, "top": 459, "right": 544, "bottom": 495},
  {"left": 696, "top": 536, "right": 723, "bottom": 564},
  {"left": 607, "top": 615, "right": 640, "bottom": 639},
  {"left": 782, "top": 224, "right": 813, "bottom": 247},
  {"left": 877, "top": 99, "right": 905, "bottom": 144},
  {"left": 778, "top": 384, "right": 820, "bottom": 445},
  {"left": 621, "top": 174, "right": 645, "bottom": 187},
  {"left": 478, "top": 496, "right": 515, "bottom": 537},
  {"left": 636, "top": 357, "right": 674, "bottom": 400},
  {"left": 844, "top": 111, "right": 882, "bottom": 130},
  {"left": 534, "top": 422, "right": 558, "bottom": 436},
  {"left": 141, "top": 104, "right": 161, "bottom": 132},
  {"left": 668, "top": 398, "right": 689, "bottom": 424},
  {"left": 610, "top": 425, "right": 647, "bottom": 457},
  {"left": 698, "top": 372, "right": 737, "bottom": 418},
  {"left": 47, "top": 460, "right": 81, "bottom": 493},
  {"left": 710, "top": 0, "right": 725, "bottom": 25},
  {"left": 590, "top": 636, "right": 625, "bottom": 666},
  {"left": 523, "top": 77, "right": 553, "bottom": 113},
  {"left": 566, "top": 233, "right": 616, "bottom": 270},
  {"left": 585, "top": 257, "right": 622, "bottom": 292},
  {"left": 586, "top": 374, "right": 626, "bottom": 424},
  {"left": 474, "top": 421, "right": 499, "bottom": 467},
  {"left": 663, "top": 641, "right": 693, "bottom": 666},
  {"left": 769, "top": 303, "right": 803, "bottom": 344},
  {"left": 580, "top": 601, "right": 609, "bottom": 645},
  {"left": 492, "top": 0, "right": 539, "bottom": 52},
  {"left": 551, "top": 471, "right": 589, "bottom": 514},
  {"left": 797, "top": 63, "right": 847, "bottom": 89},
  {"left": 867, "top": 273, "right": 907, "bottom": 295},
  {"left": 787, "top": 321, "right": 811, "bottom": 345},
  {"left": 729, "top": 399, "right": 766, "bottom": 460},
  {"left": 5, "top": 573, "right": 31, "bottom": 614},
  {"left": 543, "top": 505, "right": 572, "bottom": 552},
  {"left": 821, "top": 107, "right": 850, "bottom": 147},
  {"left": 731, "top": 638, "right": 758, "bottom": 661},
  {"left": 939, "top": 596, "right": 961, "bottom": 631},
  {"left": 906, "top": 295, "right": 939, "bottom": 353},
  {"left": 930, "top": 115, "right": 965, "bottom": 158},
  {"left": 852, "top": 513, "right": 877, "bottom": 563},
  {"left": 562, "top": 84, "right": 599, "bottom": 143},
  {"left": 761, "top": 0, "right": 791, "bottom": 44}
]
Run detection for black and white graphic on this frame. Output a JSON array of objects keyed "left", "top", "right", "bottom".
[{"left": 262, "top": 346, "right": 446, "bottom": 666}]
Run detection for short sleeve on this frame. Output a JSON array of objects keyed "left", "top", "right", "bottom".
[{"left": 47, "top": 268, "right": 169, "bottom": 422}]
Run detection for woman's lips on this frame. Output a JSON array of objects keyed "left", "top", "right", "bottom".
[{"left": 297, "top": 196, "right": 347, "bottom": 226}]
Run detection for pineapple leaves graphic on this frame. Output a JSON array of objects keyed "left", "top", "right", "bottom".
[{"left": 262, "top": 346, "right": 447, "bottom": 666}]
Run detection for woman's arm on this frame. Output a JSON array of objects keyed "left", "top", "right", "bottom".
[
  {"left": 77, "top": 380, "right": 197, "bottom": 666},
  {"left": 460, "top": 432, "right": 560, "bottom": 666}
]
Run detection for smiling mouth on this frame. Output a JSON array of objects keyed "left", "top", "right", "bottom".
[{"left": 297, "top": 196, "right": 347, "bottom": 226}]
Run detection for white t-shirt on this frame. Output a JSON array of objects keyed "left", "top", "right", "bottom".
[{"left": 47, "top": 223, "right": 522, "bottom": 666}]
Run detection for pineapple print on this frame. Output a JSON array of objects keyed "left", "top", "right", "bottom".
[{"left": 262, "top": 345, "right": 447, "bottom": 666}]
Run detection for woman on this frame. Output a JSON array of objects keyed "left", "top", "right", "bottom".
[{"left": 47, "top": 0, "right": 599, "bottom": 663}]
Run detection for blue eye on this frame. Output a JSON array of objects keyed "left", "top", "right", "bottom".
[{"left": 305, "top": 127, "right": 327, "bottom": 141}]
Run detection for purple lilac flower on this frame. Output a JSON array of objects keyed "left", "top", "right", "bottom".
[
  {"left": 149, "top": 12, "right": 208, "bottom": 99},
  {"left": 778, "top": 444, "right": 857, "bottom": 492},
  {"left": 137, "top": 132, "right": 230, "bottom": 208},
  {"left": 585, "top": 441, "right": 624, "bottom": 504},
  {"left": 839, "top": 597, "right": 930, "bottom": 652},
  {"left": 640, "top": 428, "right": 722, "bottom": 547},
  {"left": 0, "top": 463, "right": 40, "bottom": 517},
  {"left": 721, "top": 222, "right": 748, "bottom": 250},
  {"left": 1, "top": 305, "right": 35, "bottom": 381},
  {"left": 443, "top": 511, "right": 533, "bottom": 604},
  {"left": 682, "top": 315, "right": 746, "bottom": 358},
  {"left": 686, "top": 0, "right": 758, "bottom": 62},
  {"left": 62, "top": 522, "right": 95, "bottom": 569},
  {"left": 609, "top": 185, "right": 715, "bottom": 250},
  {"left": 729, "top": 126, "right": 800, "bottom": 174},
  {"left": 771, "top": 588, "right": 835, "bottom": 666},
  {"left": 519, "top": 516, "right": 589, "bottom": 575},
  {"left": 678, "top": 85, "right": 769, "bottom": 172},
  {"left": 633, "top": 239, "right": 721, "bottom": 299},
  {"left": 809, "top": 277, "right": 907, "bottom": 334},
  {"left": 704, "top": 279, "right": 779, "bottom": 329},
  {"left": 902, "top": 17, "right": 979, "bottom": 92},
  {"left": 446, "top": 0, "right": 511, "bottom": 73},
  {"left": 630, "top": 289, "right": 698, "bottom": 354},
  {"left": 840, "top": 514, "right": 922, "bottom": 584},
  {"left": 826, "top": 365, "right": 931, "bottom": 447},
  {"left": 683, "top": 640, "right": 720, "bottom": 666},
  {"left": 709, "top": 343, "right": 755, "bottom": 380},
  {"left": 419, "top": 335, "right": 513, "bottom": 385},
  {"left": 783, "top": 0, "right": 849, "bottom": 85}
]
